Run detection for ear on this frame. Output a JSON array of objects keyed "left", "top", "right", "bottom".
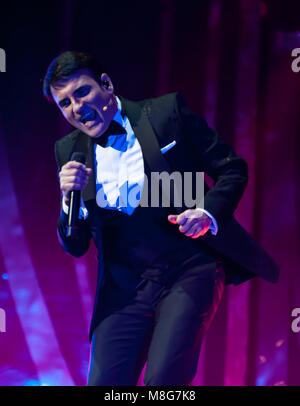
[{"left": 100, "top": 73, "right": 114, "bottom": 94}]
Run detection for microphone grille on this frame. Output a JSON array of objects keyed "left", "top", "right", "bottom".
[{"left": 70, "top": 152, "right": 86, "bottom": 164}]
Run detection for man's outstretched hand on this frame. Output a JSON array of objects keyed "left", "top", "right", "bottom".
[{"left": 168, "top": 209, "right": 212, "bottom": 238}]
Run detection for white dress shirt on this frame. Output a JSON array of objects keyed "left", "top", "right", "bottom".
[{"left": 62, "top": 96, "right": 218, "bottom": 235}]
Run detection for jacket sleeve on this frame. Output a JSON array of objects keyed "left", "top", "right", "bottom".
[
  {"left": 55, "top": 140, "right": 92, "bottom": 257},
  {"left": 174, "top": 92, "right": 248, "bottom": 230}
]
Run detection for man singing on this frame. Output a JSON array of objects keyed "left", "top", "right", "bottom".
[{"left": 43, "top": 51, "right": 279, "bottom": 386}]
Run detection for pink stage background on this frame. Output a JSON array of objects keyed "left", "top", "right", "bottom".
[{"left": 0, "top": 0, "right": 299, "bottom": 386}]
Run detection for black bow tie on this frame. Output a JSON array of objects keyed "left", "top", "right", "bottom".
[{"left": 93, "top": 120, "right": 127, "bottom": 147}]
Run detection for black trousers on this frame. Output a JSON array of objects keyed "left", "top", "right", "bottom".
[{"left": 87, "top": 254, "right": 225, "bottom": 386}]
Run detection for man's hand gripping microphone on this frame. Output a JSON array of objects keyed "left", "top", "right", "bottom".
[{"left": 66, "top": 152, "right": 87, "bottom": 238}]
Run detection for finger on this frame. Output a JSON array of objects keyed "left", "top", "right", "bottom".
[
  {"left": 177, "top": 211, "right": 189, "bottom": 226},
  {"left": 168, "top": 214, "right": 178, "bottom": 224},
  {"left": 70, "top": 166, "right": 88, "bottom": 175},
  {"left": 181, "top": 213, "right": 212, "bottom": 232},
  {"left": 191, "top": 225, "right": 210, "bottom": 238},
  {"left": 61, "top": 172, "right": 84, "bottom": 182},
  {"left": 184, "top": 223, "right": 200, "bottom": 237},
  {"left": 179, "top": 217, "right": 199, "bottom": 233},
  {"left": 64, "top": 161, "right": 86, "bottom": 170},
  {"left": 62, "top": 174, "right": 87, "bottom": 185},
  {"left": 61, "top": 170, "right": 89, "bottom": 182},
  {"left": 62, "top": 176, "right": 89, "bottom": 189}
]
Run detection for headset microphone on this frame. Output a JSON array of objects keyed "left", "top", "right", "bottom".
[
  {"left": 103, "top": 102, "right": 110, "bottom": 111},
  {"left": 101, "top": 81, "right": 111, "bottom": 111},
  {"left": 102, "top": 95, "right": 113, "bottom": 111}
]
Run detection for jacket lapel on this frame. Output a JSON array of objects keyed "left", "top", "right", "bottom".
[{"left": 120, "top": 96, "right": 182, "bottom": 213}]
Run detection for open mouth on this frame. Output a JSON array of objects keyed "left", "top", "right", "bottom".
[{"left": 80, "top": 110, "right": 97, "bottom": 125}]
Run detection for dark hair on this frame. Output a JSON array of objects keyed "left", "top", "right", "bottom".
[{"left": 43, "top": 51, "right": 105, "bottom": 102}]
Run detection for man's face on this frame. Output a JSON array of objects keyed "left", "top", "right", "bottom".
[{"left": 50, "top": 68, "right": 117, "bottom": 139}]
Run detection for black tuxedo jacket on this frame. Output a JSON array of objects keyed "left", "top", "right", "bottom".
[{"left": 54, "top": 92, "right": 279, "bottom": 340}]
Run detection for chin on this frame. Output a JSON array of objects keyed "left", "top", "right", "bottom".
[{"left": 85, "top": 125, "right": 104, "bottom": 138}]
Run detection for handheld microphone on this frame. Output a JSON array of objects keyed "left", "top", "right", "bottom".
[{"left": 66, "top": 152, "right": 87, "bottom": 238}]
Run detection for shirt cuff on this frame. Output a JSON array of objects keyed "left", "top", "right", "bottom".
[
  {"left": 195, "top": 207, "right": 218, "bottom": 235},
  {"left": 62, "top": 195, "right": 89, "bottom": 220}
]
